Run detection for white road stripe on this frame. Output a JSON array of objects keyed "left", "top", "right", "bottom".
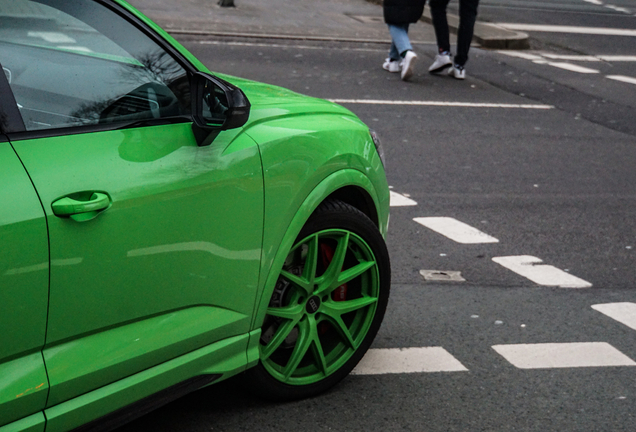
[
  {"left": 390, "top": 191, "right": 417, "bottom": 207},
  {"left": 544, "top": 55, "right": 636, "bottom": 62},
  {"left": 414, "top": 217, "right": 499, "bottom": 244},
  {"left": 499, "top": 52, "right": 636, "bottom": 62},
  {"left": 599, "top": 56, "right": 636, "bottom": 61},
  {"left": 493, "top": 342, "right": 636, "bottom": 369},
  {"left": 607, "top": 75, "right": 636, "bottom": 85},
  {"left": 351, "top": 347, "right": 468, "bottom": 374},
  {"left": 543, "top": 54, "right": 601, "bottom": 61},
  {"left": 492, "top": 256, "right": 592, "bottom": 288},
  {"left": 329, "top": 99, "right": 554, "bottom": 109},
  {"left": 198, "top": 40, "right": 384, "bottom": 53},
  {"left": 548, "top": 62, "right": 600, "bottom": 73},
  {"left": 592, "top": 303, "right": 636, "bottom": 331},
  {"left": 604, "top": 4, "right": 632, "bottom": 13},
  {"left": 496, "top": 51, "right": 544, "bottom": 60},
  {"left": 496, "top": 24, "right": 636, "bottom": 37}
]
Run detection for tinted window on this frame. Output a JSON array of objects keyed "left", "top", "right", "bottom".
[{"left": 0, "top": 0, "right": 191, "bottom": 131}]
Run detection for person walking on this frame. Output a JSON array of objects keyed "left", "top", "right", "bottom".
[
  {"left": 383, "top": 0, "right": 426, "bottom": 81},
  {"left": 428, "top": 0, "right": 480, "bottom": 80}
]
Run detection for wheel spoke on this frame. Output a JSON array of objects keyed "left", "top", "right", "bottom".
[
  {"left": 316, "top": 232, "right": 349, "bottom": 295},
  {"left": 283, "top": 318, "right": 313, "bottom": 380},
  {"left": 323, "top": 295, "right": 377, "bottom": 316},
  {"left": 301, "top": 234, "right": 319, "bottom": 287},
  {"left": 309, "top": 319, "right": 328, "bottom": 375},
  {"left": 280, "top": 270, "right": 313, "bottom": 296},
  {"left": 261, "top": 317, "right": 300, "bottom": 360},
  {"left": 337, "top": 260, "right": 375, "bottom": 287},
  {"left": 266, "top": 303, "right": 303, "bottom": 320},
  {"left": 328, "top": 315, "right": 356, "bottom": 349}
]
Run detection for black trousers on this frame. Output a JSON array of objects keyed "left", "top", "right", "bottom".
[{"left": 429, "top": 0, "right": 480, "bottom": 66}]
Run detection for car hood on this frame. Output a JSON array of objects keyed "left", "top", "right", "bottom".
[{"left": 217, "top": 73, "right": 359, "bottom": 125}]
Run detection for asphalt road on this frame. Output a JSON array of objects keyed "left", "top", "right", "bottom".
[{"left": 116, "top": 1, "right": 636, "bottom": 430}]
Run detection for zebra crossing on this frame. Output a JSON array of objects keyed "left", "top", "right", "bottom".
[
  {"left": 355, "top": 301, "right": 636, "bottom": 375},
  {"left": 390, "top": 189, "right": 593, "bottom": 288},
  {"left": 351, "top": 189, "right": 636, "bottom": 375},
  {"left": 496, "top": 50, "right": 636, "bottom": 87}
]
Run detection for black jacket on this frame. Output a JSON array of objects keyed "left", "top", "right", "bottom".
[{"left": 383, "top": 0, "right": 426, "bottom": 25}]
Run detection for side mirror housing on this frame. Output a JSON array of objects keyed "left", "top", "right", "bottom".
[{"left": 191, "top": 72, "right": 251, "bottom": 145}]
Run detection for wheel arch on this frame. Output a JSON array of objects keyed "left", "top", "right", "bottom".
[
  {"left": 325, "top": 186, "right": 379, "bottom": 229},
  {"left": 250, "top": 169, "right": 386, "bottom": 332}
]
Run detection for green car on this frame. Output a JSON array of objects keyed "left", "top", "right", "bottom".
[{"left": 0, "top": 1, "right": 390, "bottom": 431}]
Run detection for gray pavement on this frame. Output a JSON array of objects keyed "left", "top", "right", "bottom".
[{"left": 129, "top": 0, "right": 527, "bottom": 47}]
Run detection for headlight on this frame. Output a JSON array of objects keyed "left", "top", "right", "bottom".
[{"left": 369, "top": 129, "right": 386, "bottom": 168}]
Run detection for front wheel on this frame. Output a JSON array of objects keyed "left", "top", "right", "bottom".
[{"left": 247, "top": 200, "right": 390, "bottom": 400}]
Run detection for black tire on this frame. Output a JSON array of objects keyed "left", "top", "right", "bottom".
[{"left": 245, "top": 199, "right": 391, "bottom": 401}]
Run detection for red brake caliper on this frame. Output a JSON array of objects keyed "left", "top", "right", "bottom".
[{"left": 318, "top": 242, "right": 347, "bottom": 334}]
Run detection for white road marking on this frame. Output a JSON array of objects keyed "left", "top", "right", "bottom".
[
  {"left": 499, "top": 52, "right": 636, "bottom": 62},
  {"left": 543, "top": 54, "right": 601, "bottom": 61},
  {"left": 592, "top": 303, "right": 636, "bottom": 331},
  {"left": 599, "top": 55, "right": 636, "bottom": 61},
  {"left": 198, "top": 40, "right": 384, "bottom": 53},
  {"left": 492, "top": 342, "right": 636, "bottom": 369},
  {"left": 492, "top": 255, "right": 592, "bottom": 288},
  {"left": 583, "top": 0, "right": 603, "bottom": 4},
  {"left": 351, "top": 347, "right": 468, "bottom": 374},
  {"left": 414, "top": 217, "right": 499, "bottom": 244},
  {"left": 496, "top": 51, "right": 544, "bottom": 60},
  {"left": 496, "top": 24, "right": 636, "bottom": 37},
  {"left": 548, "top": 62, "right": 600, "bottom": 73},
  {"left": 329, "top": 99, "right": 554, "bottom": 109},
  {"left": 604, "top": 4, "right": 632, "bottom": 13},
  {"left": 390, "top": 191, "right": 417, "bottom": 207},
  {"left": 606, "top": 75, "right": 636, "bottom": 85}
]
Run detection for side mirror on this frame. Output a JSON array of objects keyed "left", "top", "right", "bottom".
[{"left": 191, "top": 72, "right": 251, "bottom": 145}]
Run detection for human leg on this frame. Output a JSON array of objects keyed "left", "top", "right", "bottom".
[
  {"left": 428, "top": 0, "right": 453, "bottom": 73},
  {"left": 455, "top": 0, "right": 480, "bottom": 67},
  {"left": 388, "top": 24, "right": 413, "bottom": 57},
  {"left": 383, "top": 39, "right": 401, "bottom": 73},
  {"left": 387, "top": 24, "right": 417, "bottom": 81},
  {"left": 383, "top": 26, "right": 404, "bottom": 73},
  {"left": 429, "top": 0, "right": 452, "bottom": 54}
]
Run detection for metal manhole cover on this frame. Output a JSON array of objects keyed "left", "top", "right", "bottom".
[{"left": 420, "top": 270, "right": 466, "bottom": 282}]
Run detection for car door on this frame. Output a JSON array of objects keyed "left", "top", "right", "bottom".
[
  {"left": 0, "top": 127, "right": 49, "bottom": 430},
  {"left": 0, "top": 0, "right": 263, "bottom": 410}
]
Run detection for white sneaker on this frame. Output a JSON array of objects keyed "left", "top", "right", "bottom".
[
  {"left": 400, "top": 51, "right": 417, "bottom": 81},
  {"left": 448, "top": 64, "right": 466, "bottom": 80},
  {"left": 382, "top": 58, "right": 401, "bottom": 73},
  {"left": 429, "top": 53, "right": 452, "bottom": 74}
]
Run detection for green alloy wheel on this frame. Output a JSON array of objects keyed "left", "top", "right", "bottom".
[{"left": 248, "top": 200, "right": 390, "bottom": 400}]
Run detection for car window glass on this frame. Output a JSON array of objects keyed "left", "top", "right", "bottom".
[{"left": 0, "top": 0, "right": 191, "bottom": 131}]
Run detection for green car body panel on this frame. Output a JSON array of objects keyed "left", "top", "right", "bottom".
[
  {"left": 12, "top": 124, "right": 264, "bottom": 406},
  {"left": 0, "top": 1, "right": 389, "bottom": 430},
  {"left": 0, "top": 143, "right": 49, "bottom": 428}
]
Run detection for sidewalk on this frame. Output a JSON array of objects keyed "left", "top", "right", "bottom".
[{"left": 129, "top": 0, "right": 527, "bottom": 49}]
